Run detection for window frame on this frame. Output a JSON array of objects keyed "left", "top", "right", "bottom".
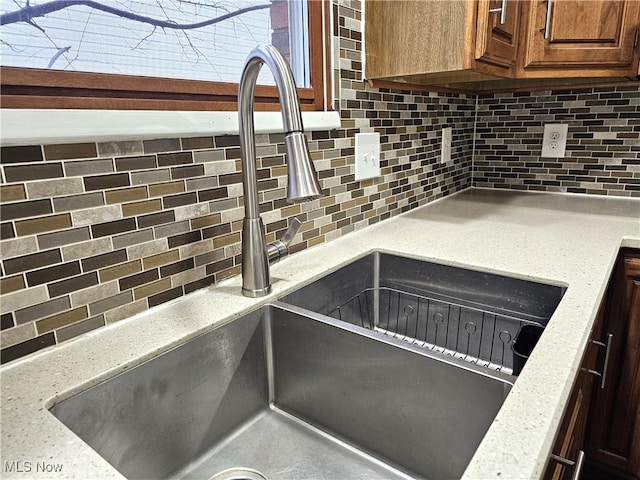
[{"left": 0, "top": 0, "right": 329, "bottom": 112}]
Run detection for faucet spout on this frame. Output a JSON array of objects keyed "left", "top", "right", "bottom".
[{"left": 238, "top": 44, "right": 323, "bottom": 297}]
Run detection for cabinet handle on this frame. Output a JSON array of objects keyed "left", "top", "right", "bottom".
[
  {"left": 550, "top": 450, "right": 585, "bottom": 480},
  {"left": 543, "top": 0, "right": 553, "bottom": 39},
  {"left": 588, "top": 333, "right": 613, "bottom": 389},
  {"left": 489, "top": 0, "right": 507, "bottom": 25}
]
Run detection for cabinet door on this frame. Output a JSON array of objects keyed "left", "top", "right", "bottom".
[
  {"left": 475, "top": 0, "right": 521, "bottom": 70},
  {"left": 586, "top": 252, "right": 640, "bottom": 477},
  {"left": 521, "top": 0, "right": 640, "bottom": 77}
]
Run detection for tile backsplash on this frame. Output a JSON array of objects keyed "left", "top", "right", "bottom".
[
  {"left": 0, "top": 0, "right": 476, "bottom": 363},
  {"left": 474, "top": 86, "right": 640, "bottom": 195},
  {"left": 1, "top": 0, "right": 638, "bottom": 364}
]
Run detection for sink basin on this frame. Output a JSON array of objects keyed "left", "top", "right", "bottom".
[
  {"left": 280, "top": 251, "right": 566, "bottom": 374},
  {"left": 51, "top": 303, "right": 512, "bottom": 480}
]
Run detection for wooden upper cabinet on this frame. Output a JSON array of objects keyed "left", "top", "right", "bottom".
[
  {"left": 364, "top": 0, "right": 514, "bottom": 84},
  {"left": 364, "top": 0, "right": 640, "bottom": 89},
  {"left": 475, "top": 0, "right": 521, "bottom": 70},
  {"left": 520, "top": 0, "right": 640, "bottom": 77}
]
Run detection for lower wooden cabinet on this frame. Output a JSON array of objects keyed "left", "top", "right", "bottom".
[
  {"left": 586, "top": 249, "right": 640, "bottom": 479},
  {"left": 545, "top": 248, "right": 640, "bottom": 480}
]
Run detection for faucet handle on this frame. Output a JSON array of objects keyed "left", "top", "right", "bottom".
[{"left": 267, "top": 218, "right": 302, "bottom": 265}]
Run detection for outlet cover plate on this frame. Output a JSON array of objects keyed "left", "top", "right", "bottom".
[
  {"left": 355, "top": 132, "right": 381, "bottom": 181},
  {"left": 541, "top": 123, "right": 568, "bottom": 158},
  {"left": 441, "top": 127, "right": 452, "bottom": 163}
]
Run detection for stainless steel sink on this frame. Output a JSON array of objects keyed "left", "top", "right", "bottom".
[
  {"left": 280, "top": 251, "right": 566, "bottom": 374},
  {"left": 51, "top": 302, "right": 513, "bottom": 480}
]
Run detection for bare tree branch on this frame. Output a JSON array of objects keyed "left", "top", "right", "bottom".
[
  {"left": 1, "top": 1, "right": 271, "bottom": 30},
  {"left": 47, "top": 45, "right": 71, "bottom": 67}
]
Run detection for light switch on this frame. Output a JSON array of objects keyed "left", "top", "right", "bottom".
[
  {"left": 541, "top": 124, "right": 568, "bottom": 158},
  {"left": 355, "top": 132, "right": 381, "bottom": 181},
  {"left": 441, "top": 127, "right": 452, "bottom": 163}
]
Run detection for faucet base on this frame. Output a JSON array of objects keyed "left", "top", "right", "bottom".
[{"left": 242, "top": 285, "right": 272, "bottom": 298}]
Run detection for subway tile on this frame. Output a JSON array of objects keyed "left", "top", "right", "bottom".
[
  {"left": 48, "top": 272, "right": 99, "bottom": 298},
  {"left": 84, "top": 173, "right": 130, "bottom": 191},
  {"left": 71, "top": 205, "right": 121, "bottom": 226},
  {"left": 160, "top": 258, "right": 195, "bottom": 278},
  {"left": 54, "top": 192, "right": 105, "bottom": 212},
  {"left": 181, "top": 137, "right": 214, "bottom": 150},
  {"left": 44, "top": 143, "right": 97, "bottom": 160},
  {"left": 62, "top": 238, "right": 113, "bottom": 262},
  {"left": 185, "top": 176, "right": 218, "bottom": 192},
  {"left": 1, "top": 332, "right": 55, "bottom": 364},
  {"left": 91, "top": 218, "right": 136, "bottom": 238},
  {"left": 64, "top": 158, "right": 114, "bottom": 177},
  {"left": 122, "top": 199, "right": 162, "bottom": 217},
  {"left": 119, "top": 269, "right": 159, "bottom": 291},
  {"left": 0, "top": 275, "right": 25, "bottom": 295},
  {"left": 215, "top": 135, "right": 239, "bottom": 148},
  {"left": 162, "top": 192, "right": 198, "bottom": 208},
  {"left": 190, "top": 213, "right": 222, "bottom": 229},
  {"left": 3, "top": 249, "right": 62, "bottom": 275},
  {"left": 149, "top": 181, "right": 184, "bottom": 197},
  {"left": 5, "top": 163, "right": 64, "bottom": 182},
  {"left": 115, "top": 155, "right": 157, "bottom": 172},
  {"left": 98, "top": 141, "right": 144, "bottom": 158},
  {"left": 0, "top": 145, "right": 43, "bottom": 164},
  {"left": 184, "top": 276, "right": 215, "bottom": 294},
  {"left": 99, "top": 260, "right": 142, "bottom": 283},
  {"left": 15, "top": 214, "right": 72, "bottom": 236},
  {"left": 137, "top": 211, "right": 175, "bottom": 229},
  {"left": 56, "top": 314, "right": 106, "bottom": 342},
  {"left": 0, "top": 285, "right": 49, "bottom": 315},
  {"left": 143, "top": 138, "right": 180, "bottom": 153},
  {"left": 0, "top": 184, "right": 26, "bottom": 202},
  {"left": 148, "top": 286, "right": 183, "bottom": 308},
  {"left": 112, "top": 229, "right": 154, "bottom": 250},
  {"left": 0, "top": 199, "right": 52, "bottom": 220},
  {"left": 195, "top": 149, "right": 225, "bottom": 163},
  {"left": 89, "top": 291, "right": 134, "bottom": 316},
  {"left": 82, "top": 249, "right": 128, "bottom": 272},
  {"left": 134, "top": 278, "right": 172, "bottom": 300},
  {"left": 104, "top": 299, "right": 146, "bottom": 324},
  {"left": 198, "top": 187, "right": 228, "bottom": 202},
  {"left": 36, "top": 306, "right": 88, "bottom": 334},
  {"left": 131, "top": 169, "right": 171, "bottom": 186},
  {"left": 153, "top": 220, "right": 190, "bottom": 239},
  {"left": 1, "top": 313, "right": 15, "bottom": 330},
  {"left": 142, "top": 250, "right": 180, "bottom": 270},
  {"left": 14, "top": 296, "right": 71, "bottom": 324},
  {"left": 170, "top": 164, "right": 204, "bottom": 179},
  {"left": 1, "top": 236, "right": 38, "bottom": 260},
  {"left": 168, "top": 231, "right": 202, "bottom": 248},
  {"left": 127, "top": 239, "right": 168, "bottom": 261},
  {"left": 177, "top": 239, "right": 214, "bottom": 259},
  {"left": 25, "top": 178, "right": 84, "bottom": 199},
  {"left": 25, "top": 261, "right": 81, "bottom": 287},
  {"left": 158, "top": 152, "right": 193, "bottom": 166},
  {"left": 37, "top": 227, "right": 91, "bottom": 249},
  {"left": 70, "top": 281, "right": 119, "bottom": 308},
  {"left": 174, "top": 203, "right": 210, "bottom": 222},
  {"left": 104, "top": 186, "right": 149, "bottom": 204}
]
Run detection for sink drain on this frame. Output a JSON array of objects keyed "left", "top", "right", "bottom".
[{"left": 210, "top": 468, "right": 267, "bottom": 480}]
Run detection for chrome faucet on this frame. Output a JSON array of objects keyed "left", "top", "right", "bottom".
[{"left": 238, "top": 44, "right": 323, "bottom": 297}]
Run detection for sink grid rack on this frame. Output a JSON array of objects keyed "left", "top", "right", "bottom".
[{"left": 327, "top": 286, "right": 544, "bottom": 374}]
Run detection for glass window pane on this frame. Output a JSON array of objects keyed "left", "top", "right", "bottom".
[{"left": 0, "top": 0, "right": 309, "bottom": 86}]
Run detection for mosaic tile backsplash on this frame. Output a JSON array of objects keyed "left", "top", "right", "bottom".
[
  {"left": 474, "top": 86, "right": 640, "bottom": 195},
  {"left": 0, "top": 1, "right": 477, "bottom": 363},
  {"left": 1, "top": 0, "right": 639, "bottom": 364}
]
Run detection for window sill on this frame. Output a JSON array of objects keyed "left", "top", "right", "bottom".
[{"left": 0, "top": 109, "right": 341, "bottom": 147}]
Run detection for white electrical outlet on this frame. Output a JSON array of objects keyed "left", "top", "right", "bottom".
[
  {"left": 541, "top": 124, "right": 568, "bottom": 158},
  {"left": 355, "top": 132, "right": 381, "bottom": 181},
  {"left": 441, "top": 127, "right": 452, "bottom": 163}
]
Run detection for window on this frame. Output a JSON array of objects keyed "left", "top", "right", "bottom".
[{"left": 0, "top": 0, "right": 328, "bottom": 111}]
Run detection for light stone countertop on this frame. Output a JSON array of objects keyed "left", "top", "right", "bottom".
[{"left": 1, "top": 188, "right": 639, "bottom": 480}]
